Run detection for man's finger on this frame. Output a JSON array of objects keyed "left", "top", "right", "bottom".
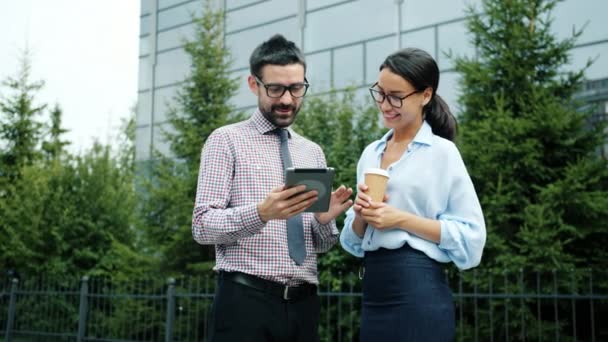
[{"left": 280, "top": 184, "right": 308, "bottom": 198}]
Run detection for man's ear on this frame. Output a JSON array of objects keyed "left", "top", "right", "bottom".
[{"left": 248, "top": 75, "right": 258, "bottom": 95}]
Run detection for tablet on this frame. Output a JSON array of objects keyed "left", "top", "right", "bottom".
[{"left": 285, "top": 167, "right": 335, "bottom": 212}]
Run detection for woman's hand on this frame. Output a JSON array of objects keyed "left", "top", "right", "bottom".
[
  {"left": 314, "top": 185, "right": 353, "bottom": 225},
  {"left": 353, "top": 183, "right": 372, "bottom": 219},
  {"left": 361, "top": 202, "right": 405, "bottom": 230}
]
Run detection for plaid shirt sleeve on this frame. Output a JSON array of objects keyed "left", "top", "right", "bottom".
[
  {"left": 192, "top": 129, "right": 265, "bottom": 245},
  {"left": 311, "top": 217, "right": 339, "bottom": 253},
  {"left": 310, "top": 146, "right": 339, "bottom": 253}
]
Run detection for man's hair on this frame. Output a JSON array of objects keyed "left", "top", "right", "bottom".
[{"left": 249, "top": 34, "right": 306, "bottom": 79}]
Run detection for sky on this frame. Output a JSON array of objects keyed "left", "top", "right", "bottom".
[{"left": 0, "top": 0, "right": 140, "bottom": 153}]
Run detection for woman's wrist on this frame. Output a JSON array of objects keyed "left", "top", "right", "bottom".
[
  {"left": 398, "top": 211, "right": 412, "bottom": 231},
  {"left": 352, "top": 216, "right": 367, "bottom": 238}
]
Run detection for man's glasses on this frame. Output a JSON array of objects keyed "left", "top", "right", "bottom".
[
  {"left": 254, "top": 76, "right": 310, "bottom": 98},
  {"left": 369, "top": 82, "right": 420, "bottom": 108}
]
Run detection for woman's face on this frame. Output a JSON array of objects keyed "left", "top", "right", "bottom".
[{"left": 373, "top": 68, "right": 432, "bottom": 131}]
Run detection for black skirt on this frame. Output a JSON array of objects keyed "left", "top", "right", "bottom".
[{"left": 360, "top": 243, "right": 455, "bottom": 341}]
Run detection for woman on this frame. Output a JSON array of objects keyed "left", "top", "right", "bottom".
[{"left": 340, "top": 48, "right": 486, "bottom": 341}]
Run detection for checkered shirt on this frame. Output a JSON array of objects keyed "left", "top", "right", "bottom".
[{"left": 192, "top": 109, "right": 339, "bottom": 285}]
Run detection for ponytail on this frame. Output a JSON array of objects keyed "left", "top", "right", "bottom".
[{"left": 424, "top": 94, "right": 457, "bottom": 141}]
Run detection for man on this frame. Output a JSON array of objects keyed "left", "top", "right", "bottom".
[{"left": 192, "top": 34, "right": 353, "bottom": 341}]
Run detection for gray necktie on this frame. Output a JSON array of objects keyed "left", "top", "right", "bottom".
[{"left": 278, "top": 128, "right": 306, "bottom": 265}]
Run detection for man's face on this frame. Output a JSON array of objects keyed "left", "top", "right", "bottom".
[{"left": 248, "top": 64, "right": 306, "bottom": 128}]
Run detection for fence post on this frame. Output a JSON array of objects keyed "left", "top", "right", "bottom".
[
  {"left": 77, "top": 276, "right": 89, "bottom": 342},
  {"left": 165, "top": 278, "right": 176, "bottom": 342},
  {"left": 4, "top": 278, "right": 18, "bottom": 342}
]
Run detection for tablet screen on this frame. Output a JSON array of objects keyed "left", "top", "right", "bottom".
[{"left": 285, "top": 167, "right": 334, "bottom": 212}]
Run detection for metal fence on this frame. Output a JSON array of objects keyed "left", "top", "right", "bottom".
[{"left": 2, "top": 269, "right": 607, "bottom": 341}]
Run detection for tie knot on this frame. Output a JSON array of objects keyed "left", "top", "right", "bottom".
[{"left": 277, "top": 128, "right": 289, "bottom": 142}]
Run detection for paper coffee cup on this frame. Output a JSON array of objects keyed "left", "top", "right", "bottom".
[{"left": 364, "top": 168, "right": 390, "bottom": 202}]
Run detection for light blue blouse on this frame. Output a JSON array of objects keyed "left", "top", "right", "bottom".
[{"left": 340, "top": 121, "right": 486, "bottom": 270}]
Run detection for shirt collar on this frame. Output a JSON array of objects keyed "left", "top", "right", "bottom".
[
  {"left": 250, "top": 108, "right": 294, "bottom": 138},
  {"left": 374, "top": 120, "right": 434, "bottom": 152}
]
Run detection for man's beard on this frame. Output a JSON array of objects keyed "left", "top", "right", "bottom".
[{"left": 260, "top": 103, "right": 301, "bottom": 128}]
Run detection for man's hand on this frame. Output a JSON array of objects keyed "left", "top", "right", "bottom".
[
  {"left": 257, "top": 185, "right": 318, "bottom": 222},
  {"left": 314, "top": 185, "right": 354, "bottom": 225}
]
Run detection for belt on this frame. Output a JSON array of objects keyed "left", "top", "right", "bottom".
[{"left": 220, "top": 271, "right": 317, "bottom": 301}]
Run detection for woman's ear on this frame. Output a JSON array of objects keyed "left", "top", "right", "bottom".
[{"left": 421, "top": 87, "right": 433, "bottom": 107}]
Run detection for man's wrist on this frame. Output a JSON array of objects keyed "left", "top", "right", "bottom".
[
  {"left": 257, "top": 203, "right": 269, "bottom": 223},
  {"left": 313, "top": 213, "right": 331, "bottom": 225}
]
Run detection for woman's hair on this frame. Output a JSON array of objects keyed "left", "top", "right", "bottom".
[
  {"left": 379, "top": 48, "right": 457, "bottom": 141},
  {"left": 249, "top": 34, "right": 306, "bottom": 79}
]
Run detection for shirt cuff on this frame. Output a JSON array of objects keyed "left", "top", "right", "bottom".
[
  {"left": 240, "top": 204, "right": 266, "bottom": 235},
  {"left": 338, "top": 224, "right": 364, "bottom": 257},
  {"left": 311, "top": 215, "right": 339, "bottom": 239}
]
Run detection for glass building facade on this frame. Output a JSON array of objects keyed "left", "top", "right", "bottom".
[{"left": 136, "top": 0, "right": 608, "bottom": 160}]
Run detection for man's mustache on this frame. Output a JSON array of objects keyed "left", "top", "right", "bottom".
[{"left": 272, "top": 104, "right": 297, "bottom": 112}]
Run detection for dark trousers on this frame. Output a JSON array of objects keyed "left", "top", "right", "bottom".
[{"left": 208, "top": 272, "right": 320, "bottom": 342}]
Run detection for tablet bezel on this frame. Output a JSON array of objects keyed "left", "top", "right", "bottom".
[{"left": 284, "top": 167, "right": 334, "bottom": 212}]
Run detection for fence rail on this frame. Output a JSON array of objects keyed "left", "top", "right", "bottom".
[{"left": 2, "top": 269, "right": 607, "bottom": 341}]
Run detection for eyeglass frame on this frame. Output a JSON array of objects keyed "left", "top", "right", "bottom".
[
  {"left": 368, "top": 82, "right": 421, "bottom": 108},
  {"left": 254, "top": 75, "right": 310, "bottom": 98}
]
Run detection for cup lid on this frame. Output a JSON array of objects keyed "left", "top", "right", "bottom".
[{"left": 364, "top": 168, "right": 389, "bottom": 178}]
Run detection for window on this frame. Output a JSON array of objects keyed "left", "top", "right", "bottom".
[
  {"left": 139, "top": 35, "right": 152, "bottom": 57},
  {"left": 437, "top": 20, "right": 473, "bottom": 71},
  {"left": 226, "top": 0, "right": 265, "bottom": 11},
  {"left": 567, "top": 44, "right": 608, "bottom": 81},
  {"left": 137, "top": 91, "right": 152, "bottom": 126},
  {"left": 304, "top": 0, "right": 394, "bottom": 52},
  {"left": 230, "top": 70, "right": 256, "bottom": 109},
  {"left": 158, "top": 0, "right": 192, "bottom": 10},
  {"left": 155, "top": 49, "right": 191, "bottom": 88},
  {"left": 153, "top": 123, "right": 176, "bottom": 157},
  {"left": 158, "top": 2, "right": 202, "bottom": 31},
  {"left": 400, "top": 28, "right": 436, "bottom": 62},
  {"left": 226, "top": 0, "right": 296, "bottom": 33},
  {"left": 140, "top": 14, "right": 152, "bottom": 36},
  {"left": 138, "top": 56, "right": 152, "bottom": 91},
  {"left": 553, "top": 0, "right": 608, "bottom": 44},
  {"left": 438, "top": 71, "right": 462, "bottom": 115},
  {"left": 225, "top": 17, "right": 299, "bottom": 69},
  {"left": 307, "top": 0, "right": 356, "bottom": 11},
  {"left": 365, "top": 37, "right": 394, "bottom": 85},
  {"left": 333, "top": 44, "right": 364, "bottom": 89},
  {"left": 305, "top": 51, "right": 332, "bottom": 94},
  {"left": 157, "top": 23, "right": 196, "bottom": 52},
  {"left": 136, "top": 126, "right": 152, "bottom": 160},
  {"left": 400, "top": 0, "right": 472, "bottom": 30},
  {"left": 140, "top": 0, "right": 154, "bottom": 15},
  {"left": 153, "top": 86, "right": 180, "bottom": 124}
]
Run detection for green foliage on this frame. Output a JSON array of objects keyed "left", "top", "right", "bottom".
[
  {"left": 42, "top": 104, "right": 70, "bottom": 161},
  {"left": 0, "top": 143, "right": 140, "bottom": 277},
  {"left": 0, "top": 52, "right": 143, "bottom": 280},
  {"left": 453, "top": 0, "right": 608, "bottom": 339},
  {"left": 0, "top": 56, "right": 45, "bottom": 181},
  {"left": 454, "top": 0, "right": 608, "bottom": 273},
  {"left": 139, "top": 0, "right": 241, "bottom": 276}
]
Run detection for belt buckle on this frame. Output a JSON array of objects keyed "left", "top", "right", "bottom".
[{"left": 283, "top": 285, "right": 290, "bottom": 300}]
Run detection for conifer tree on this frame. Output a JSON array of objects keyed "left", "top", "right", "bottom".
[
  {"left": 454, "top": 0, "right": 608, "bottom": 272},
  {"left": 42, "top": 104, "right": 70, "bottom": 161},
  {"left": 0, "top": 56, "right": 45, "bottom": 180},
  {"left": 140, "top": 0, "right": 241, "bottom": 275}
]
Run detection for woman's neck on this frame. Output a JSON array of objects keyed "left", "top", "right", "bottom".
[{"left": 391, "top": 120, "right": 423, "bottom": 143}]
